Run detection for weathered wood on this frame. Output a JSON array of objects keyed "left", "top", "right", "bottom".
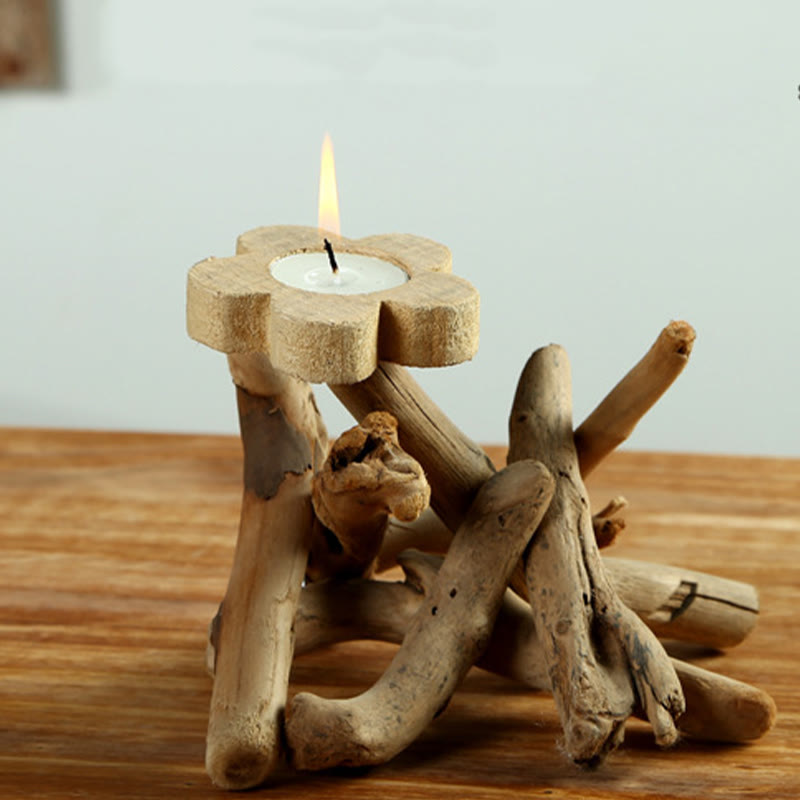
[
  {"left": 187, "top": 226, "right": 479, "bottom": 383},
  {"left": 379, "top": 512, "right": 759, "bottom": 649},
  {"left": 382, "top": 501, "right": 628, "bottom": 565},
  {"left": 606, "top": 556, "right": 759, "bottom": 648},
  {"left": 286, "top": 460, "right": 554, "bottom": 770},
  {"left": 508, "top": 345, "right": 684, "bottom": 762},
  {"left": 330, "top": 352, "right": 674, "bottom": 535},
  {"left": 260, "top": 552, "right": 773, "bottom": 744},
  {"left": 574, "top": 321, "right": 695, "bottom": 477},
  {"left": 592, "top": 496, "right": 628, "bottom": 548},
  {"left": 330, "top": 362, "right": 495, "bottom": 532},
  {"left": 2, "top": 429, "right": 797, "bottom": 799},
  {"left": 204, "top": 353, "right": 327, "bottom": 790},
  {"left": 378, "top": 509, "right": 456, "bottom": 571},
  {"left": 307, "top": 411, "right": 429, "bottom": 580}
]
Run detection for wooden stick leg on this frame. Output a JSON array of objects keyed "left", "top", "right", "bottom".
[
  {"left": 205, "top": 354, "right": 327, "bottom": 790},
  {"left": 509, "top": 345, "right": 684, "bottom": 763}
]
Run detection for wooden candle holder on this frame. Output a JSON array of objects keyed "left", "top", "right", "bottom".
[
  {"left": 188, "top": 226, "right": 479, "bottom": 788},
  {"left": 187, "top": 231, "right": 775, "bottom": 791},
  {"left": 188, "top": 224, "right": 479, "bottom": 384}
]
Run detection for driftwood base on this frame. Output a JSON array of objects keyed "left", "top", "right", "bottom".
[
  {"left": 207, "top": 552, "right": 774, "bottom": 745},
  {"left": 288, "top": 552, "right": 775, "bottom": 744},
  {"left": 201, "top": 321, "right": 775, "bottom": 789}
]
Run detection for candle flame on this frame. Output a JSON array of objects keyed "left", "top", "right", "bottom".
[{"left": 318, "top": 132, "right": 340, "bottom": 237}]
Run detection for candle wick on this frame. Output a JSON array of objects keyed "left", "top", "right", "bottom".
[{"left": 323, "top": 238, "right": 340, "bottom": 274}]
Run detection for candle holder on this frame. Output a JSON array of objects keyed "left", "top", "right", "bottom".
[
  {"left": 188, "top": 229, "right": 775, "bottom": 791},
  {"left": 188, "top": 224, "right": 480, "bottom": 789},
  {"left": 188, "top": 224, "right": 479, "bottom": 384}
]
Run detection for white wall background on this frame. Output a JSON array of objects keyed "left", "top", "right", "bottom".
[{"left": 2, "top": 0, "right": 799, "bottom": 456}]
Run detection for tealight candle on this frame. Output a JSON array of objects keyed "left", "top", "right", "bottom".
[
  {"left": 271, "top": 251, "right": 408, "bottom": 295},
  {"left": 186, "top": 133, "right": 479, "bottom": 383}
]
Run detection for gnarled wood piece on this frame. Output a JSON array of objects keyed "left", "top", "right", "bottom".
[
  {"left": 205, "top": 353, "right": 327, "bottom": 790},
  {"left": 508, "top": 345, "right": 684, "bottom": 763},
  {"left": 330, "top": 362, "right": 494, "bottom": 534},
  {"left": 286, "top": 460, "right": 555, "bottom": 770},
  {"left": 575, "top": 321, "right": 695, "bottom": 478},
  {"left": 276, "top": 552, "right": 774, "bottom": 743},
  {"left": 307, "top": 411, "right": 430, "bottom": 580}
]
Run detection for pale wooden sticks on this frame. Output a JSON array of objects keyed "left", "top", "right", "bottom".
[
  {"left": 608, "top": 556, "right": 758, "bottom": 649},
  {"left": 279, "top": 552, "right": 775, "bottom": 744},
  {"left": 380, "top": 499, "right": 626, "bottom": 572},
  {"left": 379, "top": 513, "right": 759, "bottom": 650},
  {"left": 331, "top": 322, "right": 695, "bottom": 530},
  {"left": 307, "top": 411, "right": 430, "bottom": 580},
  {"left": 286, "top": 460, "right": 554, "bottom": 770},
  {"left": 508, "top": 345, "right": 684, "bottom": 762},
  {"left": 575, "top": 321, "right": 696, "bottom": 477},
  {"left": 205, "top": 353, "right": 327, "bottom": 791}
]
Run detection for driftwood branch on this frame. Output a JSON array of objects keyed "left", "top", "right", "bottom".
[
  {"left": 204, "top": 353, "right": 327, "bottom": 790},
  {"left": 379, "top": 513, "right": 758, "bottom": 649},
  {"left": 607, "top": 556, "right": 758, "bottom": 648},
  {"left": 331, "top": 322, "right": 695, "bottom": 531},
  {"left": 273, "top": 552, "right": 775, "bottom": 744},
  {"left": 378, "top": 508, "right": 455, "bottom": 572},
  {"left": 307, "top": 411, "right": 430, "bottom": 580},
  {"left": 380, "top": 497, "right": 626, "bottom": 572},
  {"left": 286, "top": 460, "right": 555, "bottom": 770},
  {"left": 508, "top": 345, "right": 684, "bottom": 762},
  {"left": 575, "top": 321, "right": 695, "bottom": 477},
  {"left": 331, "top": 362, "right": 493, "bottom": 533}
]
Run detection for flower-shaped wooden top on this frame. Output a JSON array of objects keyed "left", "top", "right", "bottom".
[{"left": 187, "top": 225, "right": 480, "bottom": 384}]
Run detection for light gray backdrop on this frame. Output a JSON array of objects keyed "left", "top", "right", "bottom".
[{"left": 2, "top": 1, "right": 799, "bottom": 455}]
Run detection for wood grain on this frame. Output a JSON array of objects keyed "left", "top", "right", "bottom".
[
  {"left": 1, "top": 428, "right": 798, "bottom": 798},
  {"left": 187, "top": 226, "right": 479, "bottom": 383}
]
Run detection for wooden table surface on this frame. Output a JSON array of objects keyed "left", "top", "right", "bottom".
[{"left": 1, "top": 428, "right": 798, "bottom": 798}]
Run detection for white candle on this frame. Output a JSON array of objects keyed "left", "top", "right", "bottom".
[{"left": 271, "top": 251, "right": 408, "bottom": 295}]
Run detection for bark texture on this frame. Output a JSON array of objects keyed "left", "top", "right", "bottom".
[
  {"left": 286, "top": 460, "right": 554, "bottom": 770},
  {"left": 205, "top": 353, "right": 327, "bottom": 790},
  {"left": 508, "top": 345, "right": 684, "bottom": 763}
]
